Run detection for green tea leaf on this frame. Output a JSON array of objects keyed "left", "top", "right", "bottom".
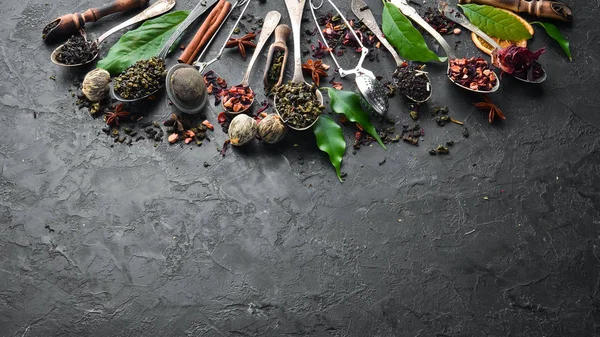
[
  {"left": 382, "top": 2, "right": 446, "bottom": 63},
  {"left": 313, "top": 115, "right": 346, "bottom": 182},
  {"left": 97, "top": 10, "right": 189, "bottom": 75},
  {"left": 325, "top": 88, "right": 386, "bottom": 150},
  {"left": 532, "top": 21, "right": 572, "bottom": 61},
  {"left": 458, "top": 4, "right": 532, "bottom": 41}
]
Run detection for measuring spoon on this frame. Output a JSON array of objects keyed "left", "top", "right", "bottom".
[{"left": 51, "top": 0, "right": 176, "bottom": 67}]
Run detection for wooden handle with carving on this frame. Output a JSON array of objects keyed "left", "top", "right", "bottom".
[
  {"left": 83, "top": 0, "right": 150, "bottom": 23},
  {"left": 458, "top": 0, "right": 572, "bottom": 23}
]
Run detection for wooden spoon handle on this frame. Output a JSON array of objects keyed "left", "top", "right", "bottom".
[
  {"left": 458, "top": 0, "right": 572, "bottom": 23},
  {"left": 82, "top": 0, "right": 150, "bottom": 23}
]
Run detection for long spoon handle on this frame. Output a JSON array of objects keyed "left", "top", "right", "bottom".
[
  {"left": 97, "top": 0, "right": 176, "bottom": 44},
  {"left": 83, "top": 0, "right": 149, "bottom": 23},
  {"left": 438, "top": 2, "right": 501, "bottom": 49},
  {"left": 241, "top": 11, "right": 282, "bottom": 86},
  {"left": 284, "top": 0, "right": 307, "bottom": 83}
]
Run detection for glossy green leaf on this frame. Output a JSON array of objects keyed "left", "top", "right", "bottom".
[
  {"left": 313, "top": 115, "right": 346, "bottom": 182},
  {"left": 382, "top": 2, "right": 446, "bottom": 63},
  {"left": 325, "top": 88, "right": 386, "bottom": 150},
  {"left": 532, "top": 21, "right": 572, "bottom": 61},
  {"left": 97, "top": 10, "right": 189, "bottom": 75},
  {"left": 458, "top": 4, "right": 532, "bottom": 41}
]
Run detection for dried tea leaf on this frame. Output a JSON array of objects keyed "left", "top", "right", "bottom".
[
  {"left": 98, "top": 11, "right": 190, "bottom": 75},
  {"left": 382, "top": 2, "right": 446, "bottom": 63},
  {"left": 458, "top": 4, "right": 532, "bottom": 41},
  {"left": 325, "top": 88, "right": 386, "bottom": 150},
  {"left": 532, "top": 21, "right": 572, "bottom": 61},
  {"left": 313, "top": 115, "right": 346, "bottom": 182}
]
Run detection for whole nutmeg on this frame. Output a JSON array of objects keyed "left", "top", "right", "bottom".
[
  {"left": 258, "top": 114, "right": 286, "bottom": 144},
  {"left": 82, "top": 68, "right": 110, "bottom": 102},
  {"left": 228, "top": 114, "right": 257, "bottom": 146}
]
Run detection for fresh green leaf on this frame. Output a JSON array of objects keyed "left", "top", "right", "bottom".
[
  {"left": 313, "top": 116, "right": 346, "bottom": 182},
  {"left": 382, "top": 2, "right": 446, "bottom": 63},
  {"left": 532, "top": 21, "right": 572, "bottom": 61},
  {"left": 97, "top": 10, "right": 189, "bottom": 75},
  {"left": 458, "top": 4, "right": 532, "bottom": 41},
  {"left": 325, "top": 88, "right": 386, "bottom": 150}
]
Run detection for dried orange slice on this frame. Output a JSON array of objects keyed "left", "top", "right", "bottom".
[{"left": 470, "top": 8, "right": 534, "bottom": 56}]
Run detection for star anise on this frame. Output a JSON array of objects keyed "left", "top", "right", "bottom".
[
  {"left": 474, "top": 95, "right": 506, "bottom": 124},
  {"left": 302, "top": 59, "right": 329, "bottom": 86},
  {"left": 104, "top": 103, "right": 129, "bottom": 126},
  {"left": 225, "top": 33, "right": 256, "bottom": 59}
]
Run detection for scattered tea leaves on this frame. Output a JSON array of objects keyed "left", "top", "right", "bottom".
[
  {"left": 458, "top": 4, "right": 532, "bottom": 41},
  {"left": 531, "top": 21, "right": 572, "bottom": 61},
  {"left": 325, "top": 88, "right": 385, "bottom": 150},
  {"left": 98, "top": 11, "right": 190, "bottom": 75},
  {"left": 382, "top": 3, "right": 446, "bottom": 63},
  {"left": 313, "top": 115, "right": 346, "bottom": 182}
]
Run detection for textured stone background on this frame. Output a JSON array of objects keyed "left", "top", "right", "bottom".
[{"left": 1, "top": 0, "right": 599, "bottom": 336}]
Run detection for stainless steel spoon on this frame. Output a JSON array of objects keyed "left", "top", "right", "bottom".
[
  {"left": 275, "top": 0, "right": 325, "bottom": 131},
  {"left": 438, "top": 1, "right": 547, "bottom": 84},
  {"left": 111, "top": 0, "right": 220, "bottom": 102},
  {"left": 310, "top": 0, "right": 389, "bottom": 116},
  {"left": 51, "top": 0, "right": 176, "bottom": 67},
  {"left": 165, "top": 0, "right": 251, "bottom": 113},
  {"left": 351, "top": 0, "right": 432, "bottom": 104},
  {"left": 221, "top": 11, "right": 281, "bottom": 114},
  {"left": 388, "top": 0, "right": 500, "bottom": 94}
]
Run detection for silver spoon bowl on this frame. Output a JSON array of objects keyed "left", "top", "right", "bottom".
[{"left": 51, "top": 0, "right": 176, "bottom": 68}]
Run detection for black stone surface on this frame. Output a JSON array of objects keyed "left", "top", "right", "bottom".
[{"left": 1, "top": 0, "right": 599, "bottom": 336}]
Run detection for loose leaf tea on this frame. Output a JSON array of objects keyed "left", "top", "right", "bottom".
[
  {"left": 56, "top": 32, "right": 98, "bottom": 65},
  {"left": 313, "top": 115, "right": 346, "bottom": 182},
  {"left": 382, "top": 3, "right": 446, "bottom": 63},
  {"left": 423, "top": 7, "right": 456, "bottom": 34},
  {"left": 492, "top": 45, "right": 546, "bottom": 81},
  {"left": 97, "top": 11, "right": 189, "bottom": 75},
  {"left": 458, "top": 4, "right": 532, "bottom": 41},
  {"left": 325, "top": 88, "right": 386, "bottom": 150},
  {"left": 273, "top": 82, "right": 324, "bottom": 129},
  {"left": 449, "top": 57, "right": 496, "bottom": 91},
  {"left": 266, "top": 50, "right": 285, "bottom": 89},
  {"left": 113, "top": 57, "right": 166, "bottom": 100},
  {"left": 393, "top": 63, "right": 430, "bottom": 102},
  {"left": 531, "top": 21, "right": 572, "bottom": 61}
]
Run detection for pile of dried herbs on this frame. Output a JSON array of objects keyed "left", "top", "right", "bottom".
[
  {"left": 56, "top": 33, "right": 98, "bottom": 65},
  {"left": 423, "top": 7, "right": 456, "bottom": 34},
  {"left": 113, "top": 57, "right": 166, "bottom": 100},
  {"left": 393, "top": 63, "right": 430, "bottom": 102},
  {"left": 273, "top": 82, "right": 324, "bottom": 129}
]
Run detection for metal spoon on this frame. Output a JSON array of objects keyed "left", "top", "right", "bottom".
[
  {"left": 51, "top": 0, "right": 176, "bottom": 67},
  {"left": 387, "top": 0, "right": 500, "bottom": 94},
  {"left": 111, "top": 0, "right": 220, "bottom": 102},
  {"left": 310, "top": 0, "right": 389, "bottom": 116},
  {"left": 276, "top": 0, "right": 324, "bottom": 131},
  {"left": 438, "top": 1, "right": 547, "bottom": 84},
  {"left": 221, "top": 11, "right": 281, "bottom": 114},
  {"left": 165, "top": 0, "right": 251, "bottom": 113},
  {"left": 351, "top": 0, "right": 432, "bottom": 104}
]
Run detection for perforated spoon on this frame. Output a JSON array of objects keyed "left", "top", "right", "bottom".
[
  {"left": 438, "top": 1, "right": 547, "bottom": 83},
  {"left": 388, "top": 0, "right": 500, "bottom": 94},
  {"left": 310, "top": 0, "right": 389, "bottom": 115}
]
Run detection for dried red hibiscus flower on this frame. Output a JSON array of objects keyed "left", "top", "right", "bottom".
[{"left": 492, "top": 45, "right": 546, "bottom": 81}]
